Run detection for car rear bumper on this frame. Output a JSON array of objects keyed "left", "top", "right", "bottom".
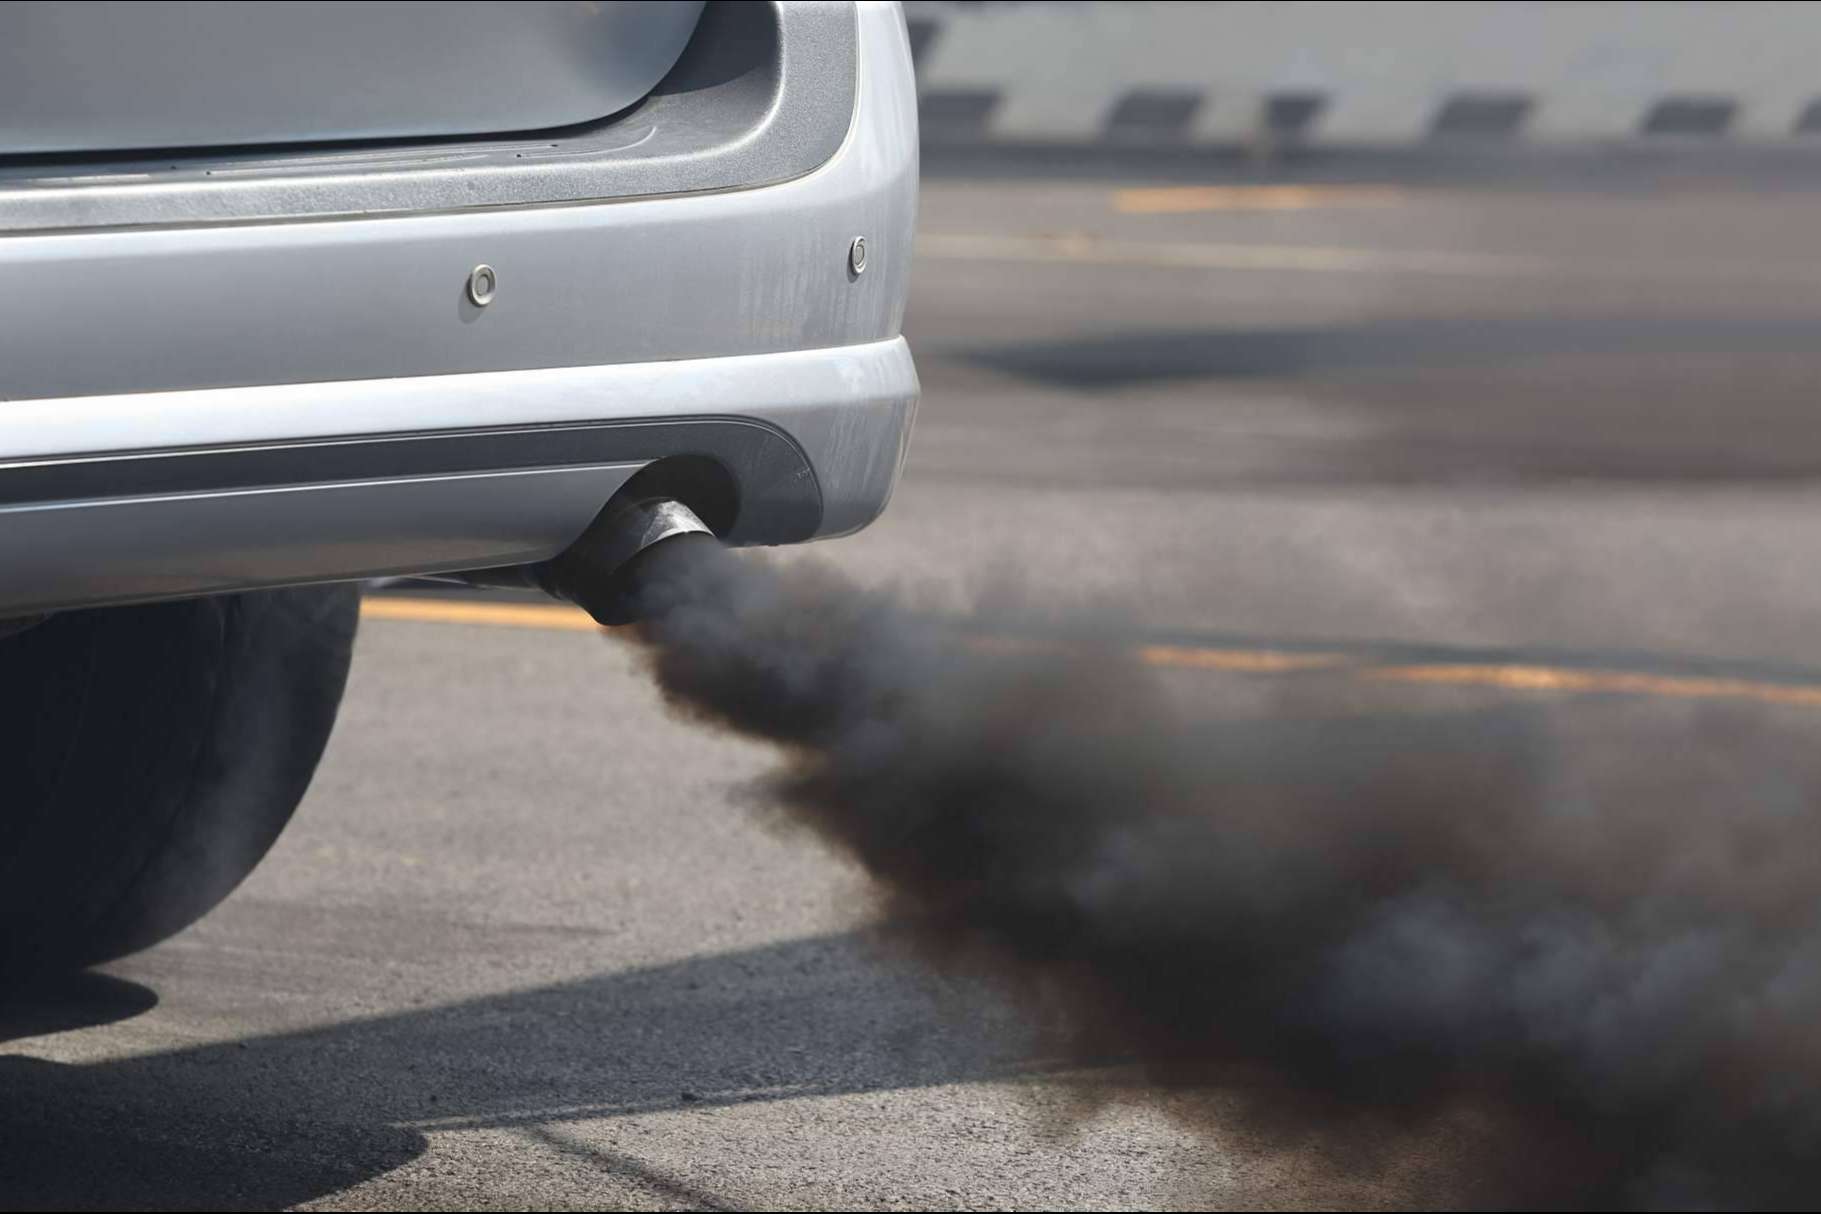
[
  {"left": 0, "top": 2, "right": 918, "bottom": 616},
  {"left": 0, "top": 339, "right": 917, "bottom": 615}
]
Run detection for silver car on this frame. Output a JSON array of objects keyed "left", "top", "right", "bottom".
[{"left": 0, "top": 1, "right": 919, "bottom": 971}]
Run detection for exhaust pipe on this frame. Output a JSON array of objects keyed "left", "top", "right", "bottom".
[{"left": 534, "top": 495, "right": 716, "bottom": 626}]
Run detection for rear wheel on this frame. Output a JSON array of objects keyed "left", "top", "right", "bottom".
[{"left": 0, "top": 586, "right": 357, "bottom": 972}]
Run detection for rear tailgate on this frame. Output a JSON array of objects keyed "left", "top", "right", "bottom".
[{"left": 0, "top": 0, "right": 704, "bottom": 154}]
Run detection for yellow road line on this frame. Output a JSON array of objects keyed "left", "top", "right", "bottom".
[
  {"left": 1135, "top": 643, "right": 1348, "bottom": 673},
  {"left": 1364, "top": 663, "right": 1821, "bottom": 708},
  {"left": 1113, "top": 185, "right": 1408, "bottom": 214},
  {"left": 916, "top": 231, "right": 1560, "bottom": 278},
  {"left": 361, "top": 596, "right": 1821, "bottom": 711},
  {"left": 360, "top": 596, "right": 600, "bottom": 632}
]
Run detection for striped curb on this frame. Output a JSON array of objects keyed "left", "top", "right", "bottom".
[{"left": 904, "top": 2, "right": 1821, "bottom": 149}]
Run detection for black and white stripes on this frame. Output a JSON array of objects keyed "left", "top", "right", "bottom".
[
  {"left": 913, "top": 84, "right": 1796, "bottom": 145},
  {"left": 904, "top": 3, "right": 1821, "bottom": 149}
]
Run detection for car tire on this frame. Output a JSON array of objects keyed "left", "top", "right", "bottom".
[{"left": 0, "top": 585, "right": 358, "bottom": 973}]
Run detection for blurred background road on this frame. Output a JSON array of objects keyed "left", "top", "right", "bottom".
[{"left": 10, "top": 167, "right": 1821, "bottom": 1210}]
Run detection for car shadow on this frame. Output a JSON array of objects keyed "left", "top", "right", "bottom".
[
  {"left": 0, "top": 970, "right": 157, "bottom": 1041},
  {"left": 0, "top": 929, "right": 1040, "bottom": 1209}
]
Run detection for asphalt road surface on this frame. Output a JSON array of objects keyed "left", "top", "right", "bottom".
[{"left": 12, "top": 170, "right": 1821, "bottom": 1209}]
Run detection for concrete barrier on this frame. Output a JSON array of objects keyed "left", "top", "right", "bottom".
[{"left": 904, "top": 2, "right": 1821, "bottom": 150}]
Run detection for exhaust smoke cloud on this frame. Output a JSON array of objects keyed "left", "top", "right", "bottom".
[{"left": 612, "top": 536, "right": 1821, "bottom": 1208}]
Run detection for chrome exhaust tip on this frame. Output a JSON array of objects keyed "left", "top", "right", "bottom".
[{"left": 537, "top": 496, "right": 715, "bottom": 626}]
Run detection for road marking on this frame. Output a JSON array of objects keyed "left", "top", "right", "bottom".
[
  {"left": 1113, "top": 185, "right": 1408, "bottom": 214},
  {"left": 360, "top": 596, "right": 599, "bottom": 632},
  {"left": 1365, "top": 662, "right": 1821, "bottom": 708},
  {"left": 1135, "top": 643, "right": 1347, "bottom": 673},
  {"left": 361, "top": 596, "right": 1821, "bottom": 711},
  {"left": 918, "top": 231, "right": 1563, "bottom": 277}
]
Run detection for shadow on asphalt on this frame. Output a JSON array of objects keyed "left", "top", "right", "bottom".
[
  {"left": 926, "top": 316, "right": 1821, "bottom": 487},
  {"left": 0, "top": 930, "right": 1035, "bottom": 1210},
  {"left": 958, "top": 318, "right": 1821, "bottom": 391},
  {"left": 0, "top": 971, "right": 156, "bottom": 1042}
]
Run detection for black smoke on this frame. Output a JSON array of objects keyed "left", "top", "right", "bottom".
[{"left": 614, "top": 536, "right": 1821, "bottom": 1209}]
